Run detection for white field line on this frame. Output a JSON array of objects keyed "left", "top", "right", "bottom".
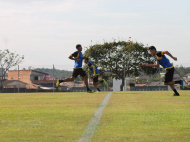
[{"left": 77, "top": 92, "right": 112, "bottom": 142}]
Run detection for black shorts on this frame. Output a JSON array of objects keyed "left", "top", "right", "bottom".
[
  {"left": 72, "top": 68, "right": 86, "bottom": 78},
  {"left": 164, "top": 67, "right": 174, "bottom": 83},
  {"left": 93, "top": 75, "right": 99, "bottom": 83}
]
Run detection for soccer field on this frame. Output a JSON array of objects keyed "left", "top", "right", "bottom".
[{"left": 0, "top": 91, "right": 190, "bottom": 142}]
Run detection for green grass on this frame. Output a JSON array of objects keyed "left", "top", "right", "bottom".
[
  {"left": 0, "top": 92, "right": 107, "bottom": 142},
  {"left": 0, "top": 91, "right": 190, "bottom": 142},
  {"left": 91, "top": 91, "right": 190, "bottom": 142}
]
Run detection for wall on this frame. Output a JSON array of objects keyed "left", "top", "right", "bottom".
[
  {"left": 4, "top": 82, "right": 27, "bottom": 88},
  {"left": 134, "top": 86, "right": 168, "bottom": 91},
  {"left": 1, "top": 88, "right": 58, "bottom": 93},
  {"left": 168, "top": 84, "right": 180, "bottom": 90},
  {"left": 113, "top": 78, "right": 122, "bottom": 91},
  {"left": 8, "top": 70, "right": 48, "bottom": 89},
  {"left": 8, "top": 70, "right": 32, "bottom": 85},
  {"left": 71, "top": 87, "right": 105, "bottom": 92}
]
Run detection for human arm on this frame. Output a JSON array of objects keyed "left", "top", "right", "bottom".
[
  {"left": 92, "top": 65, "right": 97, "bottom": 77},
  {"left": 69, "top": 56, "right": 80, "bottom": 62},
  {"left": 86, "top": 69, "right": 91, "bottom": 74},
  {"left": 162, "top": 51, "right": 177, "bottom": 61},
  {"left": 142, "top": 61, "right": 159, "bottom": 68},
  {"left": 88, "top": 63, "right": 97, "bottom": 77},
  {"left": 69, "top": 52, "right": 80, "bottom": 62}
]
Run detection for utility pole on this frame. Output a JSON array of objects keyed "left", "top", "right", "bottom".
[
  {"left": 18, "top": 65, "right": 19, "bottom": 93},
  {"left": 53, "top": 64, "right": 54, "bottom": 93},
  {"left": 124, "top": 62, "right": 126, "bottom": 91},
  {"left": 159, "top": 66, "right": 160, "bottom": 91}
]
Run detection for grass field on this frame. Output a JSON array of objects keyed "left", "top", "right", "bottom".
[{"left": 0, "top": 91, "right": 190, "bottom": 142}]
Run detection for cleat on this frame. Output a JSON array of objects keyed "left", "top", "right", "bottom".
[
  {"left": 103, "top": 79, "right": 107, "bottom": 85},
  {"left": 56, "top": 80, "right": 60, "bottom": 88},
  {"left": 95, "top": 91, "right": 100, "bottom": 93},
  {"left": 181, "top": 80, "right": 184, "bottom": 89},
  {"left": 87, "top": 90, "right": 95, "bottom": 93},
  {"left": 172, "top": 93, "right": 180, "bottom": 96}
]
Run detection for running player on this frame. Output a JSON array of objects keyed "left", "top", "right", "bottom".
[
  {"left": 83, "top": 57, "right": 107, "bottom": 92},
  {"left": 142, "top": 46, "right": 183, "bottom": 96},
  {"left": 56, "top": 44, "right": 94, "bottom": 93}
]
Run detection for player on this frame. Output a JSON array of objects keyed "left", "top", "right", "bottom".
[
  {"left": 142, "top": 46, "right": 183, "bottom": 96},
  {"left": 83, "top": 57, "right": 107, "bottom": 92},
  {"left": 56, "top": 44, "right": 94, "bottom": 93}
]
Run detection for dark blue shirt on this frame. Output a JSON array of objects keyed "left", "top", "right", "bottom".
[
  {"left": 70, "top": 51, "right": 83, "bottom": 68},
  {"left": 156, "top": 51, "right": 173, "bottom": 69}
]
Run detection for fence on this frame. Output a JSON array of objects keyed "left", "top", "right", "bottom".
[
  {"left": 1, "top": 64, "right": 190, "bottom": 93},
  {"left": 0, "top": 64, "right": 111, "bottom": 93}
]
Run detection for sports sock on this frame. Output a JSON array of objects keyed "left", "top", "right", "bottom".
[
  {"left": 175, "top": 80, "right": 181, "bottom": 84},
  {"left": 97, "top": 88, "right": 100, "bottom": 91},
  {"left": 99, "top": 80, "right": 103, "bottom": 83},
  {"left": 173, "top": 89, "right": 179, "bottom": 94},
  {"left": 87, "top": 87, "right": 90, "bottom": 91}
]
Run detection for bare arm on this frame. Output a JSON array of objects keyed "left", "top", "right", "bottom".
[
  {"left": 162, "top": 51, "right": 177, "bottom": 61},
  {"left": 142, "top": 61, "right": 159, "bottom": 68},
  {"left": 68, "top": 56, "right": 80, "bottom": 62}
]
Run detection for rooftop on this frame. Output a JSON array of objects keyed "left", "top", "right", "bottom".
[{"left": 8, "top": 69, "right": 49, "bottom": 75}]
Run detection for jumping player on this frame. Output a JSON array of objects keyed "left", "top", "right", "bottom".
[
  {"left": 142, "top": 46, "right": 183, "bottom": 96},
  {"left": 83, "top": 58, "right": 107, "bottom": 92},
  {"left": 56, "top": 44, "right": 94, "bottom": 93}
]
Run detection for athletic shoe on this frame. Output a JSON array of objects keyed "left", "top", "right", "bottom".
[
  {"left": 87, "top": 90, "right": 95, "bottom": 93},
  {"left": 173, "top": 93, "right": 180, "bottom": 96},
  {"left": 95, "top": 91, "right": 100, "bottom": 93},
  {"left": 56, "top": 80, "right": 60, "bottom": 88},
  {"left": 181, "top": 80, "right": 184, "bottom": 89},
  {"left": 103, "top": 79, "right": 107, "bottom": 85}
]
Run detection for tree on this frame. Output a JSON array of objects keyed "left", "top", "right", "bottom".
[
  {"left": 0, "top": 49, "right": 24, "bottom": 91},
  {"left": 34, "top": 67, "right": 74, "bottom": 80},
  {"left": 84, "top": 41, "right": 157, "bottom": 91}
]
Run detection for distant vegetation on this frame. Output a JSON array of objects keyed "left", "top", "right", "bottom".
[
  {"left": 35, "top": 68, "right": 73, "bottom": 79},
  {"left": 175, "top": 65, "right": 190, "bottom": 77},
  {"left": 2, "top": 65, "right": 190, "bottom": 82}
]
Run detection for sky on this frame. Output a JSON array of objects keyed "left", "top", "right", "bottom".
[{"left": 0, "top": 0, "right": 190, "bottom": 71}]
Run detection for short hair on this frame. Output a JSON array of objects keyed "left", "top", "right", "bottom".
[
  {"left": 84, "top": 57, "right": 89, "bottom": 61},
  {"left": 76, "top": 44, "right": 81, "bottom": 49},
  {"left": 148, "top": 46, "right": 156, "bottom": 51}
]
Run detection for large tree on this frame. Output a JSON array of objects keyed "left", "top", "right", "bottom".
[
  {"left": 84, "top": 41, "right": 157, "bottom": 91},
  {"left": 0, "top": 49, "right": 24, "bottom": 91}
]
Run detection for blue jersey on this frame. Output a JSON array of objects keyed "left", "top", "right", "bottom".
[
  {"left": 70, "top": 51, "right": 83, "bottom": 68},
  {"left": 156, "top": 51, "right": 174, "bottom": 70},
  {"left": 87, "top": 61, "right": 99, "bottom": 75}
]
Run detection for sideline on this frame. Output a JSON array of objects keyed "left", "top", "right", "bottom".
[{"left": 77, "top": 92, "right": 113, "bottom": 142}]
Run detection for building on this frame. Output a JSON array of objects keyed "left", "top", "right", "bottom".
[
  {"left": 8, "top": 70, "right": 56, "bottom": 90},
  {"left": 185, "top": 73, "right": 190, "bottom": 79},
  {"left": 1, "top": 80, "right": 27, "bottom": 88},
  {"left": 113, "top": 78, "right": 180, "bottom": 91},
  {"left": 7, "top": 69, "right": 105, "bottom": 92}
]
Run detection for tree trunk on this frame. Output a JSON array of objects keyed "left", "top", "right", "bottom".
[{"left": 120, "top": 78, "right": 124, "bottom": 91}]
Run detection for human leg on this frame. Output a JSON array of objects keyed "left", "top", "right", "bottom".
[
  {"left": 164, "top": 68, "right": 180, "bottom": 96},
  {"left": 80, "top": 68, "right": 94, "bottom": 92}
]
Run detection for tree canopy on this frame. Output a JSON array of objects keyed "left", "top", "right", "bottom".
[
  {"left": 0, "top": 49, "right": 24, "bottom": 80},
  {"left": 0, "top": 49, "right": 24, "bottom": 92},
  {"left": 84, "top": 41, "right": 157, "bottom": 90}
]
